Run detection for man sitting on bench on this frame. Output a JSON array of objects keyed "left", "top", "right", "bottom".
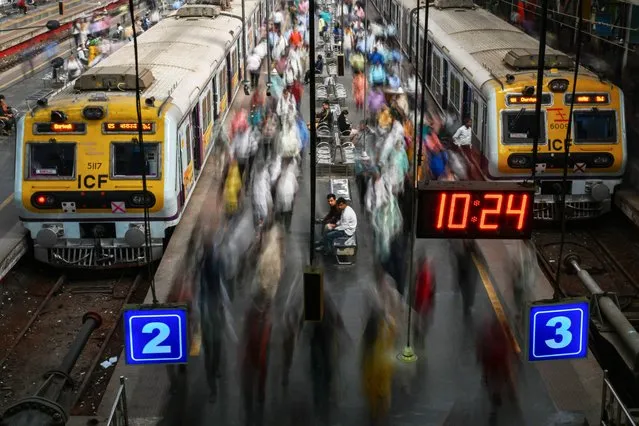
[{"left": 318, "top": 197, "right": 357, "bottom": 255}]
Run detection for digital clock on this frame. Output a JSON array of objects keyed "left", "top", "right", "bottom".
[{"left": 416, "top": 181, "right": 534, "bottom": 239}]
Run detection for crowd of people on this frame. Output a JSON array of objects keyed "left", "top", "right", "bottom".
[{"left": 166, "top": 0, "right": 533, "bottom": 425}]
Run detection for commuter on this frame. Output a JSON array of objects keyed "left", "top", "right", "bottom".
[
  {"left": 477, "top": 317, "right": 516, "bottom": 425},
  {"left": 247, "top": 52, "right": 262, "bottom": 89},
  {"left": 338, "top": 110, "right": 352, "bottom": 136},
  {"left": 273, "top": 9, "right": 284, "bottom": 31},
  {"left": 275, "top": 158, "right": 298, "bottom": 232},
  {"left": 452, "top": 117, "right": 472, "bottom": 148},
  {"left": 72, "top": 20, "right": 82, "bottom": 48},
  {"left": 319, "top": 197, "right": 357, "bottom": 255},
  {"left": 343, "top": 26, "right": 354, "bottom": 62},
  {"left": 317, "top": 101, "right": 333, "bottom": 128},
  {"left": 352, "top": 71, "right": 366, "bottom": 111},
  {"left": 454, "top": 239, "right": 477, "bottom": 318},
  {"left": 199, "top": 236, "right": 233, "bottom": 403},
  {"left": 314, "top": 54, "right": 324, "bottom": 74},
  {"left": 310, "top": 292, "right": 347, "bottom": 425},
  {"left": 0, "top": 95, "right": 15, "bottom": 135}
]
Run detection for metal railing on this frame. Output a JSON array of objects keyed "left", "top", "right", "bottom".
[
  {"left": 601, "top": 371, "right": 638, "bottom": 426},
  {"left": 106, "top": 376, "right": 130, "bottom": 426}
]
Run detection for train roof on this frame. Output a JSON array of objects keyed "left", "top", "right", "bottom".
[
  {"left": 53, "top": 0, "right": 259, "bottom": 115},
  {"left": 411, "top": 3, "right": 595, "bottom": 89}
]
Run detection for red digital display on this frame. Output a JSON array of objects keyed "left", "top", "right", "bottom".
[
  {"left": 416, "top": 181, "right": 534, "bottom": 239},
  {"left": 103, "top": 122, "right": 154, "bottom": 133}
]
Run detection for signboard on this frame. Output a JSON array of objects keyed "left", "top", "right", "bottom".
[
  {"left": 123, "top": 305, "right": 188, "bottom": 365},
  {"left": 103, "top": 122, "right": 155, "bottom": 134},
  {"left": 416, "top": 181, "right": 534, "bottom": 239},
  {"left": 528, "top": 300, "right": 589, "bottom": 362}
]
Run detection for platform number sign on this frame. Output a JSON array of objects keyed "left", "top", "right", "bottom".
[
  {"left": 123, "top": 306, "right": 188, "bottom": 365},
  {"left": 528, "top": 300, "right": 589, "bottom": 362}
]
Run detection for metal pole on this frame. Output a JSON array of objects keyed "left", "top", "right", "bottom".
[
  {"left": 553, "top": 0, "right": 582, "bottom": 298},
  {"left": 242, "top": 0, "right": 249, "bottom": 89},
  {"left": 397, "top": 0, "right": 422, "bottom": 364},
  {"left": 565, "top": 255, "right": 639, "bottom": 370},
  {"left": 416, "top": 1, "right": 428, "bottom": 178},
  {"left": 530, "top": 0, "right": 549, "bottom": 181},
  {"left": 309, "top": 0, "right": 317, "bottom": 266},
  {"left": 622, "top": 5, "right": 633, "bottom": 70},
  {"left": 266, "top": 0, "right": 272, "bottom": 87}
]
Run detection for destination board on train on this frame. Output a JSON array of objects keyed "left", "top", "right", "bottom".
[{"left": 416, "top": 181, "right": 535, "bottom": 239}]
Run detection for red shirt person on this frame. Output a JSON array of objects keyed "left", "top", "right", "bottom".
[{"left": 289, "top": 29, "right": 303, "bottom": 47}]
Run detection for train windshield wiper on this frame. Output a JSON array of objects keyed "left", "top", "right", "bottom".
[{"left": 509, "top": 108, "right": 526, "bottom": 131}]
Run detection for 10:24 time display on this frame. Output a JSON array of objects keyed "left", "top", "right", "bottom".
[{"left": 416, "top": 182, "right": 534, "bottom": 239}]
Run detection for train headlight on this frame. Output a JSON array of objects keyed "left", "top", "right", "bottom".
[
  {"left": 592, "top": 154, "right": 613, "bottom": 167},
  {"left": 36, "top": 223, "right": 63, "bottom": 248},
  {"left": 31, "top": 193, "right": 58, "bottom": 209},
  {"left": 130, "top": 192, "right": 156, "bottom": 208},
  {"left": 125, "top": 223, "right": 146, "bottom": 248},
  {"left": 549, "top": 79, "right": 569, "bottom": 93},
  {"left": 83, "top": 106, "right": 105, "bottom": 120},
  {"left": 589, "top": 182, "right": 610, "bottom": 202},
  {"left": 508, "top": 154, "right": 530, "bottom": 169}
]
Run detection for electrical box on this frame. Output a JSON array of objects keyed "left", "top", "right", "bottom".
[{"left": 303, "top": 267, "right": 324, "bottom": 322}]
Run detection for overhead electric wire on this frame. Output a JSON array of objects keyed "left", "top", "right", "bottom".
[
  {"left": 488, "top": 0, "right": 636, "bottom": 52},
  {"left": 129, "top": 0, "right": 158, "bottom": 303},
  {"left": 530, "top": 0, "right": 549, "bottom": 181},
  {"left": 553, "top": 0, "right": 584, "bottom": 297}
]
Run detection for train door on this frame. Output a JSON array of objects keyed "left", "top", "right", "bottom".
[
  {"left": 226, "top": 52, "right": 234, "bottom": 98},
  {"left": 431, "top": 50, "right": 442, "bottom": 105},
  {"left": 442, "top": 60, "right": 449, "bottom": 109},
  {"left": 179, "top": 121, "right": 194, "bottom": 196},
  {"left": 449, "top": 68, "right": 462, "bottom": 121},
  {"left": 218, "top": 65, "right": 228, "bottom": 118},
  {"left": 426, "top": 41, "right": 432, "bottom": 85},
  {"left": 200, "top": 85, "right": 213, "bottom": 155},
  {"left": 462, "top": 81, "right": 472, "bottom": 120},
  {"left": 191, "top": 106, "right": 202, "bottom": 172}
]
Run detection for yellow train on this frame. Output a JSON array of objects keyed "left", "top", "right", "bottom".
[
  {"left": 375, "top": 0, "right": 626, "bottom": 220},
  {"left": 14, "top": 1, "right": 266, "bottom": 267}
]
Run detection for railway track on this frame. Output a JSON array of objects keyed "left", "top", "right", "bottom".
[
  {"left": 0, "top": 261, "right": 151, "bottom": 415},
  {"left": 532, "top": 212, "right": 639, "bottom": 326}
]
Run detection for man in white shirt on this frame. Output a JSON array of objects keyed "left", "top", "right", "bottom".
[
  {"left": 452, "top": 117, "right": 473, "bottom": 147},
  {"left": 320, "top": 197, "right": 357, "bottom": 254},
  {"left": 273, "top": 10, "right": 283, "bottom": 31}
]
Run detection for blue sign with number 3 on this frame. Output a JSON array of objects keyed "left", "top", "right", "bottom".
[
  {"left": 124, "top": 307, "right": 188, "bottom": 365},
  {"left": 528, "top": 300, "right": 589, "bottom": 362}
]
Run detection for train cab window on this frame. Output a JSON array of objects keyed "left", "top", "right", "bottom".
[
  {"left": 28, "top": 142, "right": 75, "bottom": 179},
  {"left": 112, "top": 142, "right": 160, "bottom": 178},
  {"left": 502, "top": 110, "right": 546, "bottom": 144},
  {"left": 573, "top": 110, "right": 617, "bottom": 143}
]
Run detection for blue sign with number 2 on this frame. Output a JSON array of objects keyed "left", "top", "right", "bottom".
[
  {"left": 528, "top": 301, "right": 589, "bottom": 362},
  {"left": 124, "top": 307, "right": 188, "bottom": 365}
]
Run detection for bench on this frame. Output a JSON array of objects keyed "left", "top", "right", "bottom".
[
  {"left": 333, "top": 234, "right": 357, "bottom": 265},
  {"left": 330, "top": 178, "right": 350, "bottom": 201}
]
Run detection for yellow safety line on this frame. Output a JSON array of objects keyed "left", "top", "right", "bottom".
[
  {"left": 473, "top": 253, "right": 522, "bottom": 355},
  {"left": 0, "top": 193, "right": 14, "bottom": 211}
]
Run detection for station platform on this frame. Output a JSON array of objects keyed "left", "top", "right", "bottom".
[{"left": 91, "top": 60, "right": 603, "bottom": 426}]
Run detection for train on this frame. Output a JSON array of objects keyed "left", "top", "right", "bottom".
[
  {"left": 374, "top": 0, "right": 627, "bottom": 221},
  {"left": 14, "top": 0, "right": 267, "bottom": 267}
]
